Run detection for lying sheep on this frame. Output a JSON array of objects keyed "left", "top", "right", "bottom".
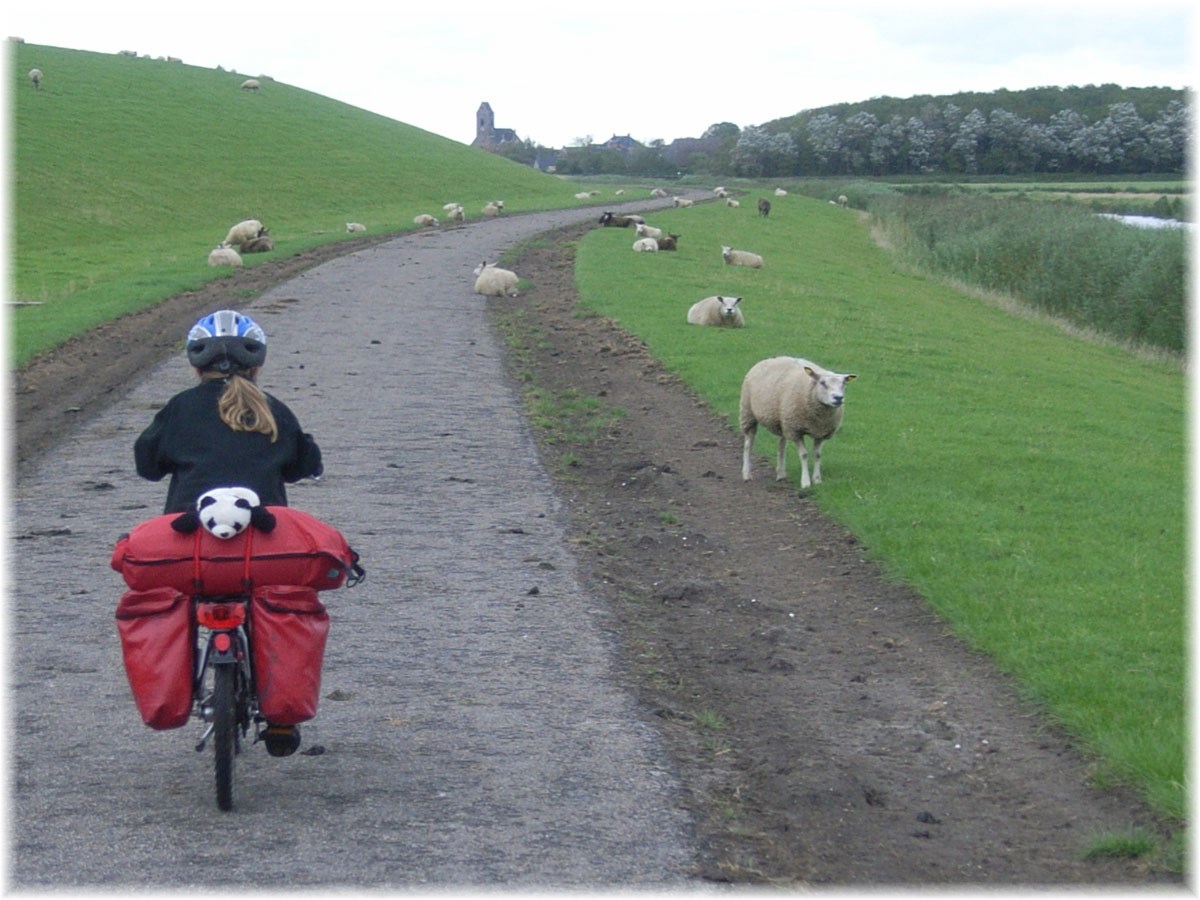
[
  {"left": 240, "top": 78, "right": 260, "bottom": 91},
  {"left": 483, "top": 202, "right": 501, "bottom": 217},
  {"left": 473, "top": 261, "right": 519, "bottom": 297},
  {"left": 208, "top": 246, "right": 243, "bottom": 267},
  {"left": 29, "top": 68, "right": 41, "bottom": 90},
  {"left": 740, "top": 356, "right": 857, "bottom": 488},
  {"left": 650, "top": 188, "right": 669, "bottom": 198},
  {"left": 575, "top": 191, "right": 594, "bottom": 200},
  {"left": 687, "top": 295, "right": 744, "bottom": 328},
  {"left": 599, "top": 211, "right": 636, "bottom": 228},
  {"left": 635, "top": 223, "right": 663, "bottom": 240},
  {"left": 443, "top": 201, "right": 462, "bottom": 212},
  {"left": 657, "top": 233, "right": 680, "bottom": 251},
  {"left": 447, "top": 205, "right": 465, "bottom": 222},
  {"left": 632, "top": 238, "right": 658, "bottom": 252},
  {"left": 412, "top": 214, "right": 438, "bottom": 227},
  {"left": 758, "top": 198, "right": 771, "bottom": 217},
  {"left": 673, "top": 196, "right": 694, "bottom": 208},
  {"left": 346, "top": 222, "right": 367, "bottom": 232},
  {"left": 722, "top": 246, "right": 764, "bottom": 268},
  {"left": 726, "top": 199, "right": 741, "bottom": 208},
  {"left": 221, "top": 219, "right": 265, "bottom": 247},
  {"left": 239, "top": 235, "right": 273, "bottom": 253},
  {"left": 774, "top": 187, "right": 788, "bottom": 197}
]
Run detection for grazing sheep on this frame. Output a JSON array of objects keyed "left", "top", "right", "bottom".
[
  {"left": 346, "top": 222, "right": 367, "bottom": 232},
  {"left": 473, "top": 261, "right": 519, "bottom": 297},
  {"left": 221, "top": 219, "right": 265, "bottom": 248},
  {"left": 740, "top": 356, "right": 857, "bottom": 488},
  {"left": 672, "top": 196, "right": 694, "bottom": 208},
  {"left": 632, "top": 238, "right": 659, "bottom": 252},
  {"left": 208, "top": 246, "right": 243, "bottom": 267},
  {"left": 240, "top": 78, "right": 260, "bottom": 91},
  {"left": 239, "top": 235, "right": 274, "bottom": 253},
  {"left": 757, "top": 198, "right": 771, "bottom": 217},
  {"left": 635, "top": 223, "right": 663, "bottom": 240},
  {"left": 837, "top": 194, "right": 849, "bottom": 208},
  {"left": 657, "top": 233, "right": 680, "bottom": 251},
  {"left": 687, "top": 295, "right": 744, "bottom": 328},
  {"left": 774, "top": 187, "right": 788, "bottom": 197},
  {"left": 722, "top": 246, "right": 764, "bottom": 268},
  {"left": 412, "top": 214, "right": 438, "bottom": 227},
  {"left": 28, "top": 68, "right": 41, "bottom": 90},
  {"left": 726, "top": 199, "right": 741, "bottom": 208},
  {"left": 599, "top": 211, "right": 636, "bottom": 228}
]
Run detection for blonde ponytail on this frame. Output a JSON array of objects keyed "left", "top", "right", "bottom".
[{"left": 201, "top": 370, "right": 278, "bottom": 442}]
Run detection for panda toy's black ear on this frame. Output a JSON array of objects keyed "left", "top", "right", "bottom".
[
  {"left": 171, "top": 510, "right": 202, "bottom": 533},
  {"left": 250, "top": 505, "right": 277, "bottom": 533}
]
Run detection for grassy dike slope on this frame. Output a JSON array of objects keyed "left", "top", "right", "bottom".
[
  {"left": 10, "top": 42, "right": 589, "bottom": 364},
  {"left": 574, "top": 197, "right": 1186, "bottom": 822}
]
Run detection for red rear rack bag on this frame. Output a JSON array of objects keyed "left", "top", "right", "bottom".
[
  {"left": 251, "top": 585, "right": 330, "bottom": 725},
  {"left": 115, "top": 587, "right": 194, "bottom": 730},
  {"left": 111, "top": 507, "right": 356, "bottom": 594}
]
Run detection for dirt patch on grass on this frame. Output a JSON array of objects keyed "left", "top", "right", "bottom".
[{"left": 13, "top": 224, "right": 1180, "bottom": 886}]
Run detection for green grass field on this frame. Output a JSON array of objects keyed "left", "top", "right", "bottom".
[
  {"left": 574, "top": 198, "right": 1186, "bottom": 827},
  {"left": 11, "top": 42, "right": 1188, "bottom": 847}
]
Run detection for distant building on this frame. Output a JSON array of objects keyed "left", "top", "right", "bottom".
[
  {"left": 604, "top": 134, "right": 640, "bottom": 155},
  {"left": 472, "top": 102, "right": 520, "bottom": 150}
]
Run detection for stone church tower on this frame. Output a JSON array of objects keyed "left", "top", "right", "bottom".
[{"left": 472, "top": 101, "right": 518, "bottom": 150}]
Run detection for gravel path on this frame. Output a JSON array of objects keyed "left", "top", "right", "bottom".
[{"left": 9, "top": 202, "right": 703, "bottom": 889}]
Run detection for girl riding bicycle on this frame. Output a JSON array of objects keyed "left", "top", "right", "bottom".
[{"left": 134, "top": 309, "right": 323, "bottom": 514}]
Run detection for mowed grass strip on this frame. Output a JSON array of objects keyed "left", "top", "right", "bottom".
[{"left": 573, "top": 195, "right": 1185, "bottom": 822}]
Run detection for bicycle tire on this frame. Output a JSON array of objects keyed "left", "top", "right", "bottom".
[{"left": 213, "top": 663, "right": 236, "bottom": 811}]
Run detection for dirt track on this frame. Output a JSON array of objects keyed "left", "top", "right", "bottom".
[{"left": 9, "top": 202, "right": 1179, "bottom": 887}]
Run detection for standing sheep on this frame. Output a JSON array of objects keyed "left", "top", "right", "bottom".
[
  {"left": 240, "top": 78, "right": 260, "bottom": 91},
  {"left": 739, "top": 356, "right": 857, "bottom": 488},
  {"left": 687, "top": 295, "right": 744, "bottom": 328},
  {"left": 757, "top": 198, "right": 771, "bottom": 217},
  {"left": 28, "top": 68, "right": 41, "bottom": 90},
  {"left": 722, "top": 246, "right": 764, "bottom": 268},
  {"left": 473, "top": 261, "right": 519, "bottom": 297},
  {"left": 221, "top": 219, "right": 265, "bottom": 247},
  {"left": 837, "top": 194, "right": 849, "bottom": 208}
]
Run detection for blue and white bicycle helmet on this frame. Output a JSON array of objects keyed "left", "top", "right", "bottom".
[{"left": 186, "top": 310, "right": 267, "bottom": 372}]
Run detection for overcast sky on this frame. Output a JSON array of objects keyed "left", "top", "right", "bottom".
[{"left": 6, "top": 0, "right": 1195, "bottom": 148}]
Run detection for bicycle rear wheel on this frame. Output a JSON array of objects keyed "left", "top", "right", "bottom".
[{"left": 213, "top": 664, "right": 236, "bottom": 811}]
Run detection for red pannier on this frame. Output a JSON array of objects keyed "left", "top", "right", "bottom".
[
  {"left": 251, "top": 586, "right": 330, "bottom": 725},
  {"left": 115, "top": 587, "right": 194, "bottom": 730},
  {"left": 111, "top": 506, "right": 358, "bottom": 594}
]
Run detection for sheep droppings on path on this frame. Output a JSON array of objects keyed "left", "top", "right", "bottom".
[{"left": 739, "top": 356, "right": 857, "bottom": 489}]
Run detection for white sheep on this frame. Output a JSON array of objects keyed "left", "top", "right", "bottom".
[
  {"left": 346, "top": 222, "right": 367, "bottom": 232},
  {"left": 575, "top": 191, "right": 593, "bottom": 200},
  {"left": 635, "top": 223, "right": 663, "bottom": 240},
  {"left": 650, "top": 188, "right": 669, "bottom": 198},
  {"left": 240, "top": 78, "right": 260, "bottom": 91},
  {"left": 221, "top": 219, "right": 265, "bottom": 247},
  {"left": 448, "top": 204, "right": 465, "bottom": 222},
  {"left": 739, "top": 356, "right": 857, "bottom": 488},
  {"left": 443, "top": 201, "right": 462, "bottom": 212},
  {"left": 687, "top": 295, "right": 745, "bottom": 328},
  {"left": 722, "top": 246, "right": 764, "bottom": 268},
  {"left": 632, "top": 237, "right": 659, "bottom": 252},
  {"left": 208, "top": 246, "right": 243, "bottom": 267},
  {"left": 412, "top": 214, "right": 438, "bottom": 227},
  {"left": 673, "top": 196, "right": 694, "bottom": 208},
  {"left": 837, "top": 194, "right": 849, "bottom": 208},
  {"left": 482, "top": 202, "right": 501, "bottom": 217},
  {"left": 774, "top": 187, "right": 788, "bottom": 197},
  {"left": 28, "top": 68, "right": 41, "bottom": 90},
  {"left": 725, "top": 199, "right": 741, "bottom": 208},
  {"left": 473, "top": 261, "right": 519, "bottom": 297}
]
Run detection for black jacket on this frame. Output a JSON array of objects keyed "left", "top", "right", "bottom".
[{"left": 134, "top": 379, "right": 323, "bottom": 513}]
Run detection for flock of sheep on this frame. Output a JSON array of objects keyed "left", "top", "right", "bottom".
[{"left": 598, "top": 185, "right": 859, "bottom": 489}]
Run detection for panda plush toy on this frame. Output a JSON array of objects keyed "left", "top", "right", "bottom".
[{"left": 170, "top": 486, "right": 277, "bottom": 539}]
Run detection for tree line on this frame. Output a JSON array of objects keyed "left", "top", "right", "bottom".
[{"left": 498, "top": 85, "right": 1190, "bottom": 178}]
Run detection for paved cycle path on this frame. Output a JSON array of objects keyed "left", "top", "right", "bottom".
[{"left": 8, "top": 201, "right": 701, "bottom": 888}]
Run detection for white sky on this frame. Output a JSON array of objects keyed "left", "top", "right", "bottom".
[{"left": 4, "top": 0, "right": 1196, "bottom": 148}]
